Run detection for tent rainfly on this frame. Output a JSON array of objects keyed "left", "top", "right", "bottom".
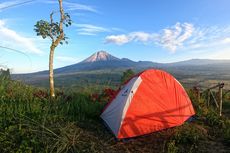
[{"left": 101, "top": 69, "right": 195, "bottom": 139}]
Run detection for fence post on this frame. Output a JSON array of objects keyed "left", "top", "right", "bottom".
[
  {"left": 193, "top": 86, "right": 200, "bottom": 102},
  {"left": 207, "top": 89, "right": 210, "bottom": 107},
  {"left": 219, "top": 83, "right": 224, "bottom": 116}
]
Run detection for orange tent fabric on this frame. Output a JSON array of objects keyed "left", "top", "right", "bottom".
[{"left": 101, "top": 69, "right": 195, "bottom": 139}]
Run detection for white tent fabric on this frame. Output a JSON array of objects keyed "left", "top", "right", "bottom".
[{"left": 101, "top": 77, "right": 142, "bottom": 136}]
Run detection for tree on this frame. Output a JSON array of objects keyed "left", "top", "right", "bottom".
[
  {"left": 121, "top": 69, "right": 135, "bottom": 84},
  {"left": 0, "top": 68, "right": 10, "bottom": 80},
  {"left": 34, "top": 0, "right": 71, "bottom": 98}
]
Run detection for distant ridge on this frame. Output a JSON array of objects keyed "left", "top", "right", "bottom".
[{"left": 168, "top": 59, "right": 230, "bottom": 66}]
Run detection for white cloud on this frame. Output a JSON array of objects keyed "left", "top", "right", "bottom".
[
  {"left": 105, "top": 35, "right": 130, "bottom": 45},
  {"left": 0, "top": 20, "right": 4, "bottom": 26},
  {"left": 74, "top": 24, "right": 110, "bottom": 35},
  {"left": 183, "top": 26, "right": 230, "bottom": 51},
  {"left": 105, "top": 32, "right": 153, "bottom": 45},
  {"left": 56, "top": 56, "right": 77, "bottom": 62},
  {"left": 221, "top": 38, "right": 230, "bottom": 44},
  {"left": 105, "top": 22, "right": 230, "bottom": 53},
  {"left": 0, "top": 19, "right": 43, "bottom": 55},
  {"left": 129, "top": 32, "right": 153, "bottom": 42},
  {"left": 64, "top": 1, "right": 98, "bottom": 13},
  {"left": 156, "top": 23, "right": 194, "bottom": 52},
  {"left": 105, "top": 22, "right": 194, "bottom": 51}
]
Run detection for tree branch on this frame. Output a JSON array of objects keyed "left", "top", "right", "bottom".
[
  {"left": 59, "top": 0, "right": 65, "bottom": 34},
  {"left": 49, "top": 11, "right": 55, "bottom": 42},
  {"left": 53, "top": 0, "right": 65, "bottom": 46}
]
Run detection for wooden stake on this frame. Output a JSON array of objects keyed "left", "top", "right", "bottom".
[
  {"left": 193, "top": 86, "right": 200, "bottom": 102},
  {"left": 210, "top": 91, "right": 219, "bottom": 108},
  {"left": 219, "top": 83, "right": 224, "bottom": 116},
  {"left": 207, "top": 89, "right": 210, "bottom": 107}
]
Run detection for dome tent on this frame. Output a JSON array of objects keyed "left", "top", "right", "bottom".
[{"left": 101, "top": 69, "right": 195, "bottom": 139}]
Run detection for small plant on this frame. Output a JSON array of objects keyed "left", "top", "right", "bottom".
[
  {"left": 222, "top": 119, "right": 230, "bottom": 145},
  {"left": 206, "top": 109, "right": 223, "bottom": 127},
  {"left": 166, "top": 140, "right": 179, "bottom": 153},
  {"left": 174, "top": 126, "right": 202, "bottom": 144},
  {"left": 168, "top": 123, "right": 207, "bottom": 153}
]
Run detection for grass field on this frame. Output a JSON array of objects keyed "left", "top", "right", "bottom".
[{"left": 0, "top": 77, "right": 230, "bottom": 153}]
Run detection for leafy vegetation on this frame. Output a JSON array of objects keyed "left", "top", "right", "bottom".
[
  {"left": 0, "top": 76, "right": 230, "bottom": 153},
  {"left": 0, "top": 68, "right": 10, "bottom": 80},
  {"left": 121, "top": 69, "right": 135, "bottom": 84}
]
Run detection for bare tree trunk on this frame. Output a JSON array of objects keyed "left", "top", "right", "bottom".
[
  {"left": 49, "top": 45, "right": 55, "bottom": 98},
  {"left": 48, "top": 0, "right": 65, "bottom": 99}
]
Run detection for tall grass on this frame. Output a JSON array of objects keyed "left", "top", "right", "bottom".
[{"left": 0, "top": 78, "right": 108, "bottom": 152}]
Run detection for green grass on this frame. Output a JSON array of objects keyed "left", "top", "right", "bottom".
[
  {"left": 0, "top": 78, "right": 108, "bottom": 152},
  {"left": 0, "top": 78, "right": 230, "bottom": 153}
]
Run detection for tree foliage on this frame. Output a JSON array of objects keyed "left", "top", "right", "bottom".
[
  {"left": 0, "top": 68, "right": 10, "bottom": 80},
  {"left": 121, "top": 69, "right": 135, "bottom": 84},
  {"left": 34, "top": 13, "right": 71, "bottom": 44}
]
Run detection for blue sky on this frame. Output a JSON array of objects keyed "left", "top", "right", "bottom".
[{"left": 0, "top": 0, "right": 230, "bottom": 73}]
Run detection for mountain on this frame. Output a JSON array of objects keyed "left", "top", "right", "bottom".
[
  {"left": 12, "top": 51, "right": 230, "bottom": 89},
  {"left": 81, "top": 51, "right": 119, "bottom": 63},
  {"left": 49, "top": 51, "right": 160, "bottom": 74},
  {"left": 14, "top": 50, "right": 230, "bottom": 75}
]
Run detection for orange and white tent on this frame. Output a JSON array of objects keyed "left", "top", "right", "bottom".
[{"left": 101, "top": 69, "right": 195, "bottom": 139}]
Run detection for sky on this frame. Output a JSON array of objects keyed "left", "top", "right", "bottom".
[{"left": 0, "top": 0, "right": 230, "bottom": 73}]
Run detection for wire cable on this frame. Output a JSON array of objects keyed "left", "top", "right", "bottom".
[
  {"left": 0, "top": 45, "right": 32, "bottom": 72},
  {"left": 0, "top": 0, "right": 36, "bottom": 11}
]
